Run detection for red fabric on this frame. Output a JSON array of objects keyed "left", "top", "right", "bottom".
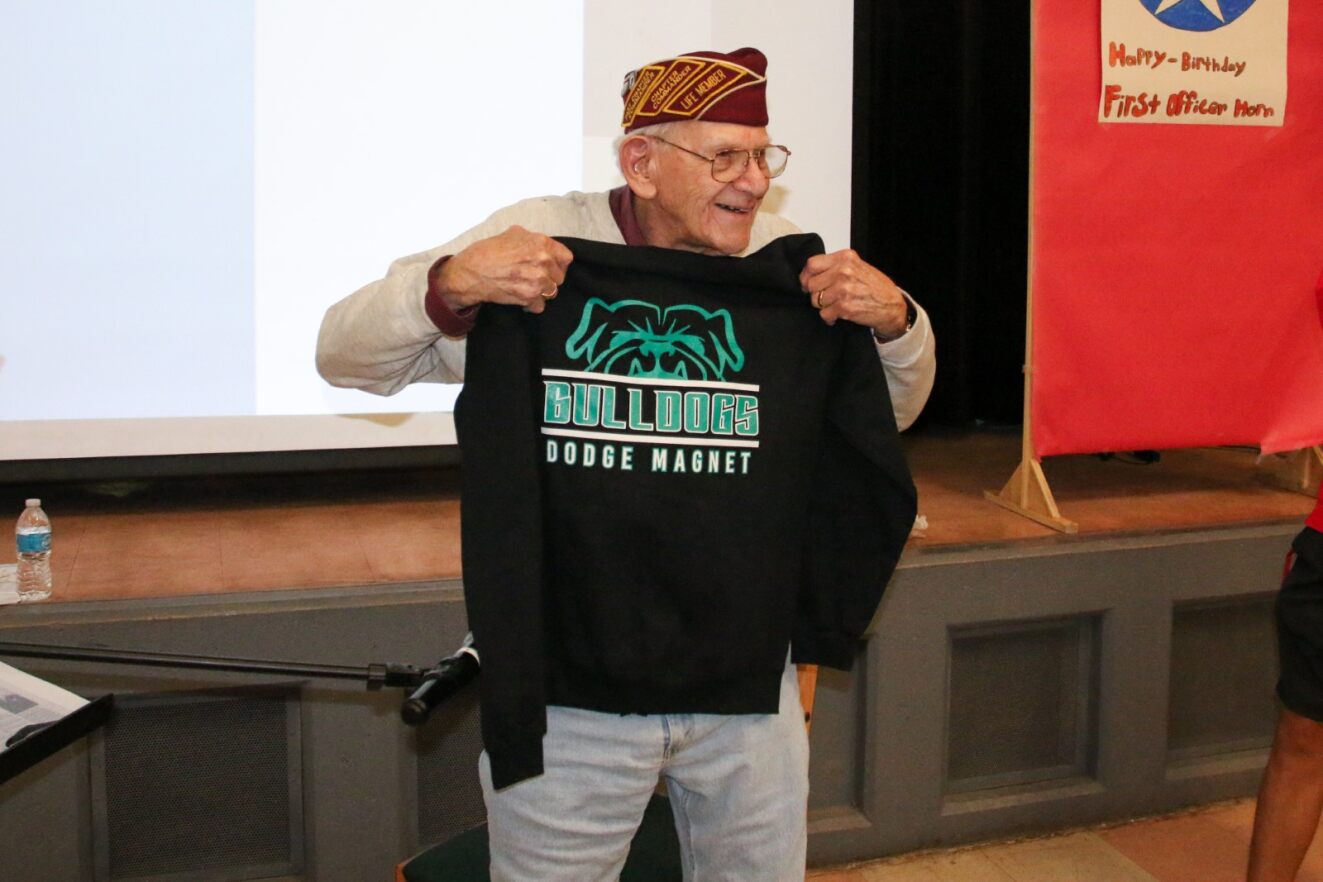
[
  {"left": 1308, "top": 484, "right": 1323, "bottom": 534},
  {"left": 621, "top": 48, "right": 768, "bottom": 132},
  {"left": 608, "top": 185, "right": 647, "bottom": 246},
  {"left": 1316, "top": 267, "right": 1323, "bottom": 332},
  {"left": 1030, "top": 5, "right": 1323, "bottom": 456}
]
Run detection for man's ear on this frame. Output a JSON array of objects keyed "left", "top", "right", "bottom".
[{"left": 618, "top": 135, "right": 658, "bottom": 199}]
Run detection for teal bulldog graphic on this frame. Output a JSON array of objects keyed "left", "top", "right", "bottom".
[{"left": 565, "top": 298, "right": 744, "bottom": 381}]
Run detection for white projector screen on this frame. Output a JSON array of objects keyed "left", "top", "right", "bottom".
[{"left": 0, "top": 0, "right": 854, "bottom": 461}]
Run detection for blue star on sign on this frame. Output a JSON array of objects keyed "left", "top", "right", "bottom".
[{"left": 1139, "top": 0, "right": 1257, "bottom": 32}]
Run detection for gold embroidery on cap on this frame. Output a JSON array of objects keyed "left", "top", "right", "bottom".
[
  {"left": 621, "top": 64, "right": 665, "bottom": 128},
  {"left": 691, "top": 78, "right": 764, "bottom": 121},
  {"left": 663, "top": 63, "right": 751, "bottom": 116},
  {"left": 635, "top": 59, "right": 707, "bottom": 121},
  {"left": 621, "top": 55, "right": 764, "bottom": 129}
]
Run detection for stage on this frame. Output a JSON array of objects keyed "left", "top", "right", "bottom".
[
  {"left": 4, "top": 428, "right": 1312, "bottom": 603},
  {"left": 0, "top": 428, "right": 1315, "bottom": 879}
]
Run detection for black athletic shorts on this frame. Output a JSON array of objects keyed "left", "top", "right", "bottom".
[{"left": 1276, "top": 526, "right": 1323, "bottom": 720}]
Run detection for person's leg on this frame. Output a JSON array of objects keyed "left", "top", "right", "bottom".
[
  {"left": 662, "top": 659, "right": 809, "bottom": 882},
  {"left": 1249, "top": 528, "right": 1323, "bottom": 882},
  {"left": 1248, "top": 708, "right": 1323, "bottom": 882},
  {"left": 479, "top": 706, "right": 664, "bottom": 882}
]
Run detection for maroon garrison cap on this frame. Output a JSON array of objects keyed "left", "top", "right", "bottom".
[{"left": 620, "top": 47, "right": 769, "bottom": 132}]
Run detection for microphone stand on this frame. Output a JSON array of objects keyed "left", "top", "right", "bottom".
[{"left": 0, "top": 640, "right": 479, "bottom": 727}]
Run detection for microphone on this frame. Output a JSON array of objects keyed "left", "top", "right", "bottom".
[{"left": 400, "top": 641, "right": 480, "bottom": 726}]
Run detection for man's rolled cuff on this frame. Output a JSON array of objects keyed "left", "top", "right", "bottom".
[{"left": 424, "top": 255, "right": 481, "bottom": 338}]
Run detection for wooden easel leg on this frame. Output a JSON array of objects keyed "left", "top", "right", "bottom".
[
  {"left": 998, "top": 229, "right": 1077, "bottom": 533},
  {"left": 984, "top": 457, "right": 1079, "bottom": 533},
  {"left": 1261, "top": 446, "right": 1323, "bottom": 496}
]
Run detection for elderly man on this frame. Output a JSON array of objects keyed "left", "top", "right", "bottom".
[{"left": 319, "top": 47, "right": 933, "bottom": 882}]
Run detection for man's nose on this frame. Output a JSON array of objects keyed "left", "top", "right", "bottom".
[{"left": 730, "top": 156, "right": 770, "bottom": 195}]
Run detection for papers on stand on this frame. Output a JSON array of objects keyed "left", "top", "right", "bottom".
[
  {"left": 0, "top": 564, "right": 18, "bottom": 605},
  {"left": 0, "top": 660, "right": 88, "bottom": 746}
]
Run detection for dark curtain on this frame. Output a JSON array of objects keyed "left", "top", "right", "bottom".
[{"left": 852, "top": 0, "right": 1031, "bottom": 427}]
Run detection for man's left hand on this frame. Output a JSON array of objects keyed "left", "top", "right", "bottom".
[{"left": 800, "top": 249, "right": 909, "bottom": 340}]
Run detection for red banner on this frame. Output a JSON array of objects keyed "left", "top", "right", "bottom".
[{"left": 1031, "top": 2, "right": 1323, "bottom": 456}]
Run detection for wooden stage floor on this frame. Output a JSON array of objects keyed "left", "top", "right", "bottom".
[{"left": 2, "top": 428, "right": 1315, "bottom": 604}]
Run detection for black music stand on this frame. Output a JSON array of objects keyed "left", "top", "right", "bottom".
[
  {"left": 0, "top": 693, "right": 114, "bottom": 785},
  {"left": 0, "top": 640, "right": 465, "bottom": 787}
]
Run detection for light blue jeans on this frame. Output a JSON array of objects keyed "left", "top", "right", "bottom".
[{"left": 478, "top": 657, "right": 809, "bottom": 882}]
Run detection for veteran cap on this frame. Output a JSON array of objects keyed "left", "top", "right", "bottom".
[{"left": 620, "top": 47, "right": 768, "bottom": 132}]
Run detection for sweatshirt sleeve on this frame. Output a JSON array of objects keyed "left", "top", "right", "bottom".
[
  {"left": 792, "top": 326, "right": 918, "bottom": 670},
  {"left": 453, "top": 305, "right": 549, "bottom": 789}
]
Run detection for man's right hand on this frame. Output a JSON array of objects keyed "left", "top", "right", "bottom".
[{"left": 435, "top": 226, "right": 574, "bottom": 315}]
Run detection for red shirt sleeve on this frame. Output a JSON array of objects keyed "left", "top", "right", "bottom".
[
  {"left": 1308, "top": 483, "right": 1323, "bottom": 533},
  {"left": 424, "top": 255, "right": 480, "bottom": 337}
]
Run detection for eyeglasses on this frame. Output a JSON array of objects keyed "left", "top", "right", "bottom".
[{"left": 648, "top": 135, "right": 791, "bottom": 182}]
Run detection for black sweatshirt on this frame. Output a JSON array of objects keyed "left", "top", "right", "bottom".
[{"left": 455, "top": 234, "right": 916, "bottom": 789}]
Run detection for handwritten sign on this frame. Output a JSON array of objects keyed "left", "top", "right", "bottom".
[{"left": 1099, "top": 0, "right": 1287, "bottom": 126}]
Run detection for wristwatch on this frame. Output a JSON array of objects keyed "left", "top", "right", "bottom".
[{"left": 873, "top": 297, "right": 917, "bottom": 343}]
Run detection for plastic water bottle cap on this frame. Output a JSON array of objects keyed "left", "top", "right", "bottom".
[{"left": 25, "top": 499, "right": 40, "bottom": 507}]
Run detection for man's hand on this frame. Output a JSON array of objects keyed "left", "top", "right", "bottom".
[
  {"left": 436, "top": 226, "right": 574, "bottom": 315},
  {"left": 799, "top": 249, "right": 910, "bottom": 340}
]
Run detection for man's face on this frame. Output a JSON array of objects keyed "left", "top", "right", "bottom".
[{"left": 643, "top": 121, "right": 773, "bottom": 256}]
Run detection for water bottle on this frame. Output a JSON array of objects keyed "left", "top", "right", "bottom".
[{"left": 16, "top": 499, "right": 52, "bottom": 602}]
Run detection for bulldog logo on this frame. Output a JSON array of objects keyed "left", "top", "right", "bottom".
[{"left": 565, "top": 298, "right": 745, "bottom": 381}]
